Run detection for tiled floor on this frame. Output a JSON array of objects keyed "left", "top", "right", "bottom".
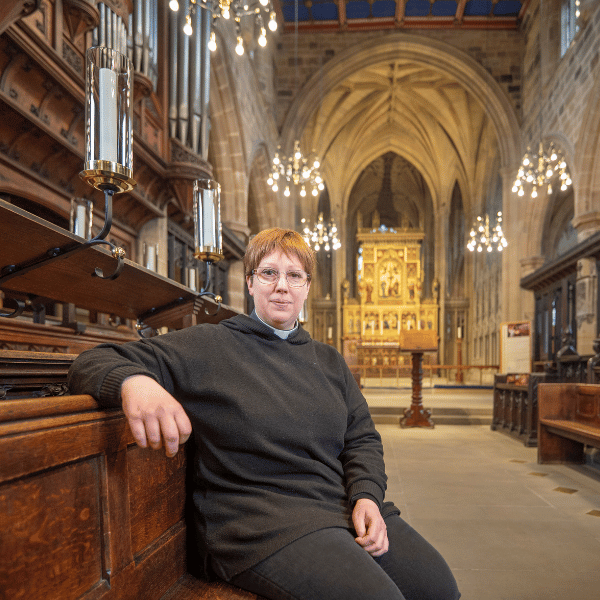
[{"left": 366, "top": 388, "right": 600, "bottom": 600}]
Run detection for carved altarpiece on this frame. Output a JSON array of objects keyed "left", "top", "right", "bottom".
[{"left": 343, "top": 228, "right": 439, "bottom": 374}]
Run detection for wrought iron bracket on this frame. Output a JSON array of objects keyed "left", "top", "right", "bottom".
[{"left": 0, "top": 190, "right": 125, "bottom": 318}]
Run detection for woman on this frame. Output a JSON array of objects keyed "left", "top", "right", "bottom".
[{"left": 68, "top": 228, "right": 460, "bottom": 600}]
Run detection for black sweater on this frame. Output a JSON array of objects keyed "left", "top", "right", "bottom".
[{"left": 67, "top": 314, "right": 390, "bottom": 580}]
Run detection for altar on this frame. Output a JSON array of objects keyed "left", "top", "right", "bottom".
[
  {"left": 343, "top": 227, "right": 439, "bottom": 363},
  {"left": 342, "top": 225, "right": 439, "bottom": 427}
]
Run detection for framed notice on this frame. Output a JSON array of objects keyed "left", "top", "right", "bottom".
[{"left": 500, "top": 321, "right": 531, "bottom": 374}]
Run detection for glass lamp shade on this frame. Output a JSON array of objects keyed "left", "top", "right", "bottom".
[
  {"left": 69, "top": 198, "right": 94, "bottom": 239},
  {"left": 80, "top": 47, "right": 136, "bottom": 193},
  {"left": 193, "top": 179, "right": 223, "bottom": 262}
]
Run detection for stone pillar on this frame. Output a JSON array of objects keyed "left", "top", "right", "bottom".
[
  {"left": 501, "top": 165, "right": 528, "bottom": 322},
  {"left": 227, "top": 260, "right": 246, "bottom": 314},
  {"left": 572, "top": 211, "right": 600, "bottom": 355},
  {"left": 519, "top": 255, "right": 545, "bottom": 323},
  {"left": 576, "top": 257, "right": 597, "bottom": 356},
  {"left": 224, "top": 221, "right": 250, "bottom": 314}
]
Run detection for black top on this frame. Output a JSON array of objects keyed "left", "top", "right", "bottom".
[{"left": 67, "top": 314, "right": 391, "bottom": 580}]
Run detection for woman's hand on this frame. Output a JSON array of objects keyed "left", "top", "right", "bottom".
[
  {"left": 352, "top": 498, "right": 389, "bottom": 557},
  {"left": 121, "top": 375, "right": 192, "bottom": 457}
]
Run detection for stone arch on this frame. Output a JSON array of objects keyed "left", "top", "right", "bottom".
[{"left": 280, "top": 32, "right": 521, "bottom": 173}]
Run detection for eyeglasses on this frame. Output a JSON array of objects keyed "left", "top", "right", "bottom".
[{"left": 253, "top": 268, "right": 310, "bottom": 287}]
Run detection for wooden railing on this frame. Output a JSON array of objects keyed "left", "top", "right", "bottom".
[{"left": 351, "top": 364, "right": 499, "bottom": 387}]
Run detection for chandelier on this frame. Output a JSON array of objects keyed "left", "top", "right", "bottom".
[
  {"left": 169, "top": 0, "right": 277, "bottom": 55},
  {"left": 267, "top": 140, "right": 324, "bottom": 198},
  {"left": 467, "top": 212, "right": 507, "bottom": 253},
  {"left": 302, "top": 213, "right": 341, "bottom": 252},
  {"left": 512, "top": 141, "right": 572, "bottom": 199}
]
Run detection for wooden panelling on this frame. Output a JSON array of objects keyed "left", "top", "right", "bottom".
[
  {"left": 128, "top": 444, "right": 187, "bottom": 557},
  {"left": 0, "top": 458, "right": 104, "bottom": 600}
]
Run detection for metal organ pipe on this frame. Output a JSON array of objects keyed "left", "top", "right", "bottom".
[{"left": 90, "top": 1, "right": 210, "bottom": 160}]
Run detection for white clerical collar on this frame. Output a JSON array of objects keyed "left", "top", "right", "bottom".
[{"left": 254, "top": 312, "right": 298, "bottom": 339}]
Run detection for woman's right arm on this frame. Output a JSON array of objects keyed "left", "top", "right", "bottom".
[
  {"left": 68, "top": 342, "right": 191, "bottom": 457},
  {"left": 121, "top": 375, "right": 192, "bottom": 457}
]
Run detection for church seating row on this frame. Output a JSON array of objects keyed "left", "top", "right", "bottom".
[
  {"left": 0, "top": 393, "right": 264, "bottom": 600},
  {"left": 537, "top": 383, "right": 600, "bottom": 464},
  {"left": 492, "top": 372, "right": 559, "bottom": 447}
]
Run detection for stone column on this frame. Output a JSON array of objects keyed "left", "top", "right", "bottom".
[
  {"left": 572, "top": 211, "right": 600, "bottom": 355},
  {"left": 501, "top": 165, "right": 529, "bottom": 322},
  {"left": 224, "top": 221, "right": 250, "bottom": 314}
]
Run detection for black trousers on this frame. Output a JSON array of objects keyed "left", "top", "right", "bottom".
[{"left": 231, "top": 514, "right": 460, "bottom": 600}]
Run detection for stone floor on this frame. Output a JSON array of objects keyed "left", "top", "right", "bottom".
[{"left": 363, "top": 386, "right": 600, "bottom": 600}]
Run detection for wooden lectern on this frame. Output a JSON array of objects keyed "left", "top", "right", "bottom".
[{"left": 399, "top": 330, "right": 437, "bottom": 428}]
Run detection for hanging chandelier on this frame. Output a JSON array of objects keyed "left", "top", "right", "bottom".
[
  {"left": 267, "top": 140, "right": 324, "bottom": 198},
  {"left": 302, "top": 213, "right": 341, "bottom": 252},
  {"left": 169, "top": 0, "right": 277, "bottom": 55},
  {"left": 467, "top": 212, "right": 507, "bottom": 253},
  {"left": 512, "top": 141, "right": 572, "bottom": 199}
]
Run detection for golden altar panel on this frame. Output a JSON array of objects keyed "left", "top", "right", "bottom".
[{"left": 343, "top": 228, "right": 439, "bottom": 349}]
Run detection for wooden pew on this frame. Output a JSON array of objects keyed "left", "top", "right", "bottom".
[
  {"left": 537, "top": 383, "right": 600, "bottom": 464},
  {"left": 0, "top": 394, "right": 264, "bottom": 600}
]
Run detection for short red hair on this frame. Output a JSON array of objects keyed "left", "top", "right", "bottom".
[{"left": 244, "top": 228, "right": 316, "bottom": 278}]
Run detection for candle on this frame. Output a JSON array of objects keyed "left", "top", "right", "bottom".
[
  {"left": 99, "top": 67, "right": 118, "bottom": 163},
  {"left": 189, "top": 267, "right": 197, "bottom": 291},
  {"left": 144, "top": 244, "right": 157, "bottom": 271},
  {"left": 202, "top": 189, "right": 215, "bottom": 248},
  {"left": 75, "top": 204, "right": 86, "bottom": 238},
  {"left": 327, "top": 326, "right": 333, "bottom": 339}
]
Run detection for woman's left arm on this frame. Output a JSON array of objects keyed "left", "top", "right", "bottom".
[
  {"left": 352, "top": 498, "right": 389, "bottom": 556},
  {"left": 338, "top": 354, "right": 388, "bottom": 509}
]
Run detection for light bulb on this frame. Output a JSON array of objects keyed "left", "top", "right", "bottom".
[
  {"left": 267, "top": 177, "right": 273, "bottom": 186},
  {"left": 300, "top": 186, "right": 306, "bottom": 197},
  {"left": 273, "top": 155, "right": 279, "bottom": 165},
  {"left": 169, "top": 0, "right": 179, "bottom": 11},
  {"left": 312, "top": 188, "right": 318, "bottom": 196},
  {"left": 284, "top": 186, "right": 290, "bottom": 197},
  {"left": 260, "top": 0, "right": 269, "bottom": 5},
  {"left": 235, "top": 36, "right": 244, "bottom": 55},
  {"left": 208, "top": 31, "right": 217, "bottom": 52},
  {"left": 272, "top": 183, "right": 278, "bottom": 192},
  {"left": 295, "top": 150, "right": 302, "bottom": 159},
  {"left": 183, "top": 15, "right": 193, "bottom": 36},
  {"left": 518, "top": 188, "right": 524, "bottom": 197},
  {"left": 273, "top": 172, "right": 279, "bottom": 180},
  {"left": 258, "top": 28, "right": 267, "bottom": 47},
  {"left": 223, "top": 8, "right": 230, "bottom": 18},
  {"left": 318, "top": 182, "right": 324, "bottom": 190},
  {"left": 269, "top": 12, "right": 278, "bottom": 31}
]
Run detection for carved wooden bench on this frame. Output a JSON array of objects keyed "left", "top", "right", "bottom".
[
  {"left": 537, "top": 383, "right": 600, "bottom": 464},
  {"left": 0, "top": 394, "right": 264, "bottom": 599}
]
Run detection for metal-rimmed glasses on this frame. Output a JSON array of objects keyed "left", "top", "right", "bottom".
[{"left": 252, "top": 268, "right": 310, "bottom": 287}]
